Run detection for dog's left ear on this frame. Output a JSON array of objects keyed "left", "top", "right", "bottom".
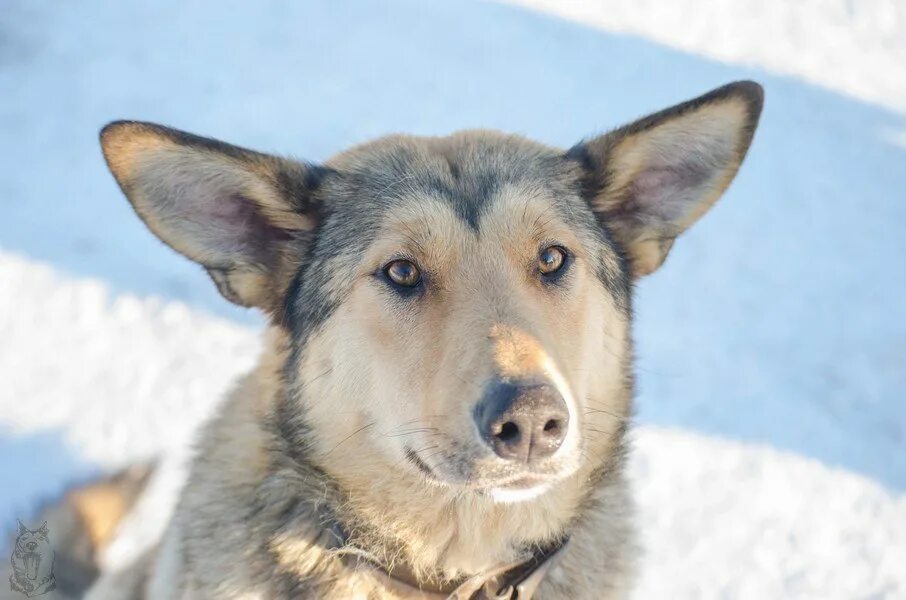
[
  {"left": 37, "top": 522, "right": 48, "bottom": 535},
  {"left": 569, "top": 81, "right": 763, "bottom": 277}
]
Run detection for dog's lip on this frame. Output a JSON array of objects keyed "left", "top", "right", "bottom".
[
  {"left": 404, "top": 446, "right": 564, "bottom": 490},
  {"left": 484, "top": 473, "right": 551, "bottom": 490}
]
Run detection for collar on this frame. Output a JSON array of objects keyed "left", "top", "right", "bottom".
[{"left": 352, "top": 537, "right": 569, "bottom": 599}]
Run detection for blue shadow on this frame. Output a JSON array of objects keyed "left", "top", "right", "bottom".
[
  {"left": 0, "top": 430, "right": 100, "bottom": 535},
  {"left": 1, "top": 0, "right": 904, "bottom": 487}
]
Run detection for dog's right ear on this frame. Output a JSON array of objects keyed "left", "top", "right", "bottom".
[
  {"left": 100, "top": 121, "right": 331, "bottom": 312},
  {"left": 16, "top": 520, "right": 27, "bottom": 536}
]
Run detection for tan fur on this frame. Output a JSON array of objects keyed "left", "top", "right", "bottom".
[
  {"left": 75, "top": 82, "right": 761, "bottom": 598},
  {"left": 60, "top": 466, "right": 154, "bottom": 554},
  {"left": 67, "top": 485, "right": 132, "bottom": 551},
  {"left": 589, "top": 92, "right": 760, "bottom": 276},
  {"left": 102, "top": 123, "right": 313, "bottom": 231},
  {"left": 88, "top": 182, "right": 634, "bottom": 598},
  {"left": 100, "top": 123, "right": 315, "bottom": 311}
]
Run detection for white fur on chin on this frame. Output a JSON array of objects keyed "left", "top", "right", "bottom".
[{"left": 489, "top": 481, "right": 553, "bottom": 504}]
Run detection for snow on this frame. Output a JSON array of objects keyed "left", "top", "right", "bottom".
[
  {"left": 633, "top": 427, "right": 906, "bottom": 599},
  {"left": 502, "top": 0, "right": 906, "bottom": 114},
  {"left": 1, "top": 0, "right": 904, "bottom": 597}
]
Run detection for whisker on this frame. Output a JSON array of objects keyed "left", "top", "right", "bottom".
[
  {"left": 584, "top": 407, "right": 628, "bottom": 421},
  {"left": 323, "top": 421, "right": 377, "bottom": 456},
  {"left": 384, "top": 427, "right": 439, "bottom": 438}
]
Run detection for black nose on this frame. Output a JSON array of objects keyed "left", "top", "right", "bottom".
[
  {"left": 25, "top": 542, "right": 37, "bottom": 550},
  {"left": 474, "top": 380, "right": 569, "bottom": 463}
]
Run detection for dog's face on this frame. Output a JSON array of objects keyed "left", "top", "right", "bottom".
[
  {"left": 101, "top": 82, "right": 762, "bottom": 502},
  {"left": 12, "top": 521, "right": 52, "bottom": 580},
  {"left": 289, "top": 136, "right": 631, "bottom": 502}
]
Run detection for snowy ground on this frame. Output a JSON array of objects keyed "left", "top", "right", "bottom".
[{"left": 1, "top": 0, "right": 904, "bottom": 597}]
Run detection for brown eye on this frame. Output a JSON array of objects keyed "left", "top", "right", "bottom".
[
  {"left": 383, "top": 259, "right": 422, "bottom": 288},
  {"left": 538, "top": 246, "right": 567, "bottom": 276}
]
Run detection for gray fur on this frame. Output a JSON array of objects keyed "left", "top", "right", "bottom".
[{"left": 72, "top": 81, "right": 762, "bottom": 598}]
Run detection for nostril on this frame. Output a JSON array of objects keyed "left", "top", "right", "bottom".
[
  {"left": 475, "top": 380, "right": 568, "bottom": 461},
  {"left": 495, "top": 421, "right": 520, "bottom": 443}
]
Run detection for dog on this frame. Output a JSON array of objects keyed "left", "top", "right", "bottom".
[
  {"left": 9, "top": 521, "right": 55, "bottom": 597},
  {"left": 46, "top": 81, "right": 762, "bottom": 598}
]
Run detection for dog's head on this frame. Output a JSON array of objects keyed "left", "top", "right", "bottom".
[
  {"left": 101, "top": 82, "right": 761, "bottom": 503},
  {"left": 12, "top": 521, "right": 53, "bottom": 583}
]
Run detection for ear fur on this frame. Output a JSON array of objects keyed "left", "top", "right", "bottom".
[
  {"left": 569, "top": 81, "right": 764, "bottom": 277},
  {"left": 100, "top": 121, "right": 330, "bottom": 311}
]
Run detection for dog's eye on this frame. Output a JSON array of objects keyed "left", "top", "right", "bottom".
[
  {"left": 383, "top": 259, "right": 422, "bottom": 288},
  {"left": 538, "top": 246, "right": 567, "bottom": 276}
]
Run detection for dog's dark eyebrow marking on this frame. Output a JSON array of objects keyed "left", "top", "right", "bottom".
[{"left": 414, "top": 169, "right": 499, "bottom": 233}]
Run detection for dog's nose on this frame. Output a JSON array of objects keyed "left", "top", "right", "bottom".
[
  {"left": 474, "top": 380, "right": 569, "bottom": 463},
  {"left": 25, "top": 542, "right": 37, "bottom": 551}
]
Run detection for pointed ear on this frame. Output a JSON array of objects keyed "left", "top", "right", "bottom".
[
  {"left": 17, "top": 520, "right": 27, "bottom": 535},
  {"left": 568, "top": 81, "right": 763, "bottom": 277},
  {"left": 100, "top": 121, "right": 332, "bottom": 311},
  {"left": 37, "top": 522, "right": 48, "bottom": 535}
]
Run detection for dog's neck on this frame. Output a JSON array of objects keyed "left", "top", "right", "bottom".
[{"left": 322, "top": 454, "right": 585, "bottom": 580}]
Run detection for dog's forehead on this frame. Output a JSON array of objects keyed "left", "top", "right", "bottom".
[
  {"left": 324, "top": 131, "right": 584, "bottom": 229},
  {"left": 311, "top": 132, "right": 610, "bottom": 276}
]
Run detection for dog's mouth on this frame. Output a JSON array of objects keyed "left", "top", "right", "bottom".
[
  {"left": 486, "top": 474, "right": 555, "bottom": 503},
  {"left": 404, "top": 445, "right": 567, "bottom": 500},
  {"left": 23, "top": 551, "right": 40, "bottom": 580},
  {"left": 490, "top": 473, "right": 549, "bottom": 489}
]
